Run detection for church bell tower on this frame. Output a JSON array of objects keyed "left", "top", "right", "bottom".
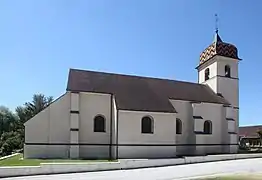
[
  {"left": 196, "top": 28, "right": 241, "bottom": 152},
  {"left": 196, "top": 29, "right": 240, "bottom": 112}
]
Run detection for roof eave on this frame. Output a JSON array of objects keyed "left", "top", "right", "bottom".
[{"left": 118, "top": 108, "right": 177, "bottom": 114}]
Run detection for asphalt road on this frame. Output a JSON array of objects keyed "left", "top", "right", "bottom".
[{"left": 3, "top": 158, "right": 262, "bottom": 180}]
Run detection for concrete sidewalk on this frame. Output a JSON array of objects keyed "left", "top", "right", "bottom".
[
  {"left": 2, "top": 158, "right": 262, "bottom": 180},
  {"left": 2, "top": 153, "right": 262, "bottom": 178}
]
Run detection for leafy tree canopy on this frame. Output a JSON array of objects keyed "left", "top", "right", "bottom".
[{"left": 0, "top": 94, "right": 53, "bottom": 156}]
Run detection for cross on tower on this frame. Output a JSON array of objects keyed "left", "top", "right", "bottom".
[{"left": 215, "top": 14, "right": 219, "bottom": 33}]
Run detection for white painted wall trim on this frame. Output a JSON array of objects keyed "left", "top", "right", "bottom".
[{"left": 70, "top": 92, "right": 80, "bottom": 158}]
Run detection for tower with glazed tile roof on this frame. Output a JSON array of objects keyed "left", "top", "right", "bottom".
[
  {"left": 197, "top": 30, "right": 240, "bottom": 110},
  {"left": 197, "top": 29, "right": 240, "bottom": 152}
]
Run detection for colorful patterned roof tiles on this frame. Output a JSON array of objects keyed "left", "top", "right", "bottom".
[{"left": 199, "top": 32, "right": 239, "bottom": 64}]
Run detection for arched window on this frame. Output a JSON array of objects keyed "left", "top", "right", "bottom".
[
  {"left": 225, "top": 65, "right": 231, "bottom": 78},
  {"left": 205, "top": 68, "right": 210, "bottom": 81},
  {"left": 141, "top": 116, "right": 154, "bottom": 134},
  {"left": 94, "top": 115, "right": 106, "bottom": 132},
  {"left": 176, "top": 118, "right": 182, "bottom": 134},
  {"left": 203, "top": 120, "right": 212, "bottom": 134}
]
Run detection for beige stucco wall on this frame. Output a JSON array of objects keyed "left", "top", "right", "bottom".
[
  {"left": 234, "top": 109, "right": 239, "bottom": 133},
  {"left": 199, "top": 58, "right": 217, "bottom": 83},
  {"left": 199, "top": 59, "right": 218, "bottom": 93},
  {"left": 78, "top": 92, "right": 111, "bottom": 159},
  {"left": 193, "top": 102, "right": 228, "bottom": 154},
  {"left": 71, "top": 93, "right": 79, "bottom": 111},
  {"left": 198, "top": 56, "right": 239, "bottom": 109},
  {"left": 24, "top": 90, "right": 235, "bottom": 159},
  {"left": 170, "top": 99, "right": 230, "bottom": 155},
  {"left": 169, "top": 100, "right": 195, "bottom": 156},
  {"left": 198, "top": 56, "right": 239, "bottom": 108},
  {"left": 217, "top": 56, "right": 239, "bottom": 78},
  {"left": 24, "top": 93, "right": 71, "bottom": 159},
  {"left": 228, "top": 121, "right": 235, "bottom": 133},
  {"left": 194, "top": 119, "right": 205, "bottom": 132},
  {"left": 229, "top": 134, "right": 238, "bottom": 153},
  {"left": 226, "top": 106, "right": 237, "bottom": 134},
  {"left": 226, "top": 107, "right": 234, "bottom": 119},
  {"left": 198, "top": 55, "right": 239, "bottom": 153},
  {"left": 117, "top": 110, "right": 177, "bottom": 158},
  {"left": 217, "top": 77, "right": 239, "bottom": 107},
  {"left": 216, "top": 57, "right": 239, "bottom": 151},
  {"left": 70, "top": 114, "right": 79, "bottom": 129},
  {"left": 204, "top": 78, "right": 218, "bottom": 93}
]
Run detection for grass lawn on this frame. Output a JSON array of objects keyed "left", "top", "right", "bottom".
[
  {"left": 0, "top": 154, "right": 117, "bottom": 166},
  {"left": 199, "top": 174, "right": 262, "bottom": 180}
]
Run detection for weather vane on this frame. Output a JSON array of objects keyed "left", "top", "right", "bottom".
[{"left": 215, "top": 14, "right": 219, "bottom": 33}]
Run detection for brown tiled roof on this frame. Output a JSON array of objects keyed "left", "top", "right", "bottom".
[
  {"left": 239, "top": 125, "right": 262, "bottom": 138},
  {"left": 199, "top": 32, "right": 240, "bottom": 65},
  {"left": 67, "top": 69, "right": 230, "bottom": 113}
]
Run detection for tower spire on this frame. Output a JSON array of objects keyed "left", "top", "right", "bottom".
[
  {"left": 213, "top": 14, "right": 222, "bottom": 43},
  {"left": 215, "top": 14, "right": 219, "bottom": 34}
]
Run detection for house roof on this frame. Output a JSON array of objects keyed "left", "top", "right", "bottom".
[
  {"left": 67, "top": 69, "right": 230, "bottom": 113},
  {"left": 239, "top": 125, "right": 262, "bottom": 138}
]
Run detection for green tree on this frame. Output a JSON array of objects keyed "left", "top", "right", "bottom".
[
  {"left": 25, "top": 94, "right": 53, "bottom": 116},
  {"left": 0, "top": 94, "right": 53, "bottom": 156},
  {"left": 0, "top": 106, "right": 19, "bottom": 135},
  {"left": 16, "top": 94, "right": 53, "bottom": 124},
  {"left": 14, "top": 93, "right": 53, "bottom": 148},
  {"left": 0, "top": 131, "right": 23, "bottom": 156},
  {"left": 0, "top": 107, "right": 21, "bottom": 156}
]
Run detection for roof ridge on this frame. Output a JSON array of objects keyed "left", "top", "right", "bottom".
[{"left": 70, "top": 68, "right": 204, "bottom": 87}]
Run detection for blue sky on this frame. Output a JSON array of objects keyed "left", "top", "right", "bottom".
[{"left": 0, "top": 0, "right": 261, "bottom": 126}]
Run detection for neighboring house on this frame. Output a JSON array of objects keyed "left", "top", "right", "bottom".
[
  {"left": 24, "top": 30, "right": 240, "bottom": 159},
  {"left": 239, "top": 125, "right": 262, "bottom": 147}
]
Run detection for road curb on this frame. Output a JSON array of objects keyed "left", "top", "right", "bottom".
[{"left": 1, "top": 153, "right": 262, "bottom": 178}]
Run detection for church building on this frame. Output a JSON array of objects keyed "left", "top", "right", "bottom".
[{"left": 24, "top": 30, "right": 240, "bottom": 159}]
